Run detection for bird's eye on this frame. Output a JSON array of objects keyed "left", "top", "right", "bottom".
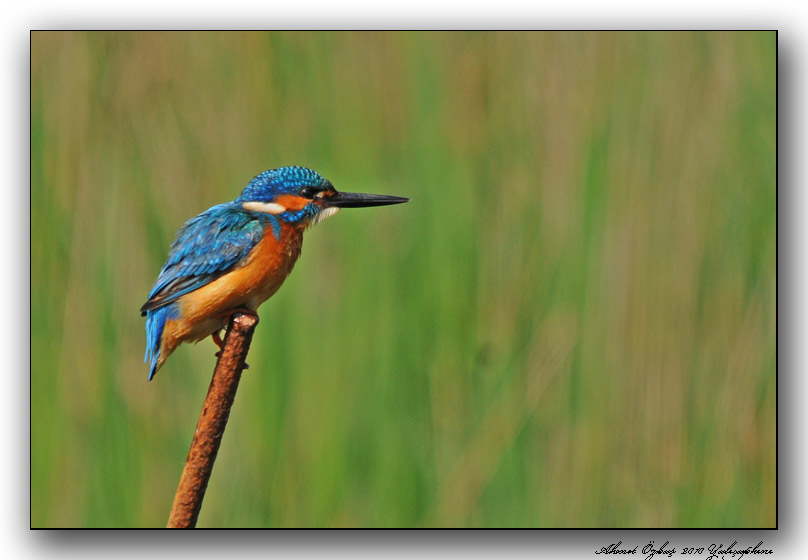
[{"left": 300, "top": 187, "right": 317, "bottom": 199}]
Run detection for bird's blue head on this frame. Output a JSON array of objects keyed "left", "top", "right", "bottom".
[
  {"left": 237, "top": 166, "right": 333, "bottom": 203},
  {"left": 236, "top": 166, "right": 409, "bottom": 227}
]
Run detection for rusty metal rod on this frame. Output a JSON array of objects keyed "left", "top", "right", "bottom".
[{"left": 166, "top": 312, "right": 259, "bottom": 528}]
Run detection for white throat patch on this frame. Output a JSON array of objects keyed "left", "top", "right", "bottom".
[{"left": 310, "top": 206, "right": 340, "bottom": 227}]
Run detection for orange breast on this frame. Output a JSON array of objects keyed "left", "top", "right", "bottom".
[{"left": 161, "top": 222, "right": 304, "bottom": 349}]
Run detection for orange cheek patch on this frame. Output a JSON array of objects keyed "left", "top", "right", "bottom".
[{"left": 274, "top": 194, "right": 310, "bottom": 211}]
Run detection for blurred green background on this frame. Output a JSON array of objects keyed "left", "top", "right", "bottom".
[{"left": 31, "top": 31, "right": 775, "bottom": 528}]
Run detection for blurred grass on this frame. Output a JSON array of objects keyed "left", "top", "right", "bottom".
[{"left": 31, "top": 31, "right": 775, "bottom": 528}]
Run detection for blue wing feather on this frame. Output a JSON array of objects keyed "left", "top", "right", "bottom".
[{"left": 140, "top": 202, "right": 271, "bottom": 314}]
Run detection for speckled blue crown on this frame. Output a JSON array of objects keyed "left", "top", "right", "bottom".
[{"left": 237, "top": 166, "right": 332, "bottom": 202}]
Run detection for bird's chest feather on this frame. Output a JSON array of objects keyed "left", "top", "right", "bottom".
[
  {"left": 241, "top": 223, "right": 304, "bottom": 307},
  {"left": 178, "top": 222, "right": 304, "bottom": 323}
]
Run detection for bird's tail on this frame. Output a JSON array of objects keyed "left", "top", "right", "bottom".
[{"left": 144, "top": 305, "right": 178, "bottom": 381}]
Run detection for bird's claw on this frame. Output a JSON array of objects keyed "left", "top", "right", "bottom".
[
  {"left": 211, "top": 310, "right": 256, "bottom": 367},
  {"left": 212, "top": 330, "right": 225, "bottom": 350}
]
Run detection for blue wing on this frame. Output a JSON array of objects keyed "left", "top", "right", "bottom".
[{"left": 140, "top": 202, "right": 277, "bottom": 315}]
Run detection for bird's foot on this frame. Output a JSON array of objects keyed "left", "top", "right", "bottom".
[
  {"left": 212, "top": 329, "right": 225, "bottom": 350},
  {"left": 210, "top": 313, "right": 254, "bottom": 368},
  {"left": 211, "top": 307, "right": 258, "bottom": 347},
  {"left": 211, "top": 329, "right": 224, "bottom": 358}
]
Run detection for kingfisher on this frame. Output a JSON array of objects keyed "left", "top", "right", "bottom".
[{"left": 141, "top": 166, "right": 409, "bottom": 380}]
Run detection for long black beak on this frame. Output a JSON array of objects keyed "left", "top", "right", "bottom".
[{"left": 324, "top": 191, "right": 410, "bottom": 208}]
